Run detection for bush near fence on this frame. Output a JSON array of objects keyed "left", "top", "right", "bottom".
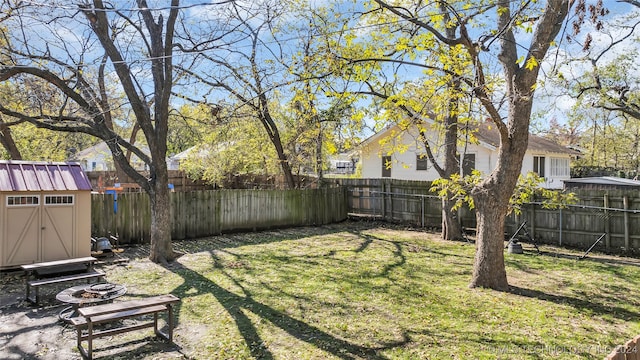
[{"left": 91, "top": 187, "right": 348, "bottom": 244}]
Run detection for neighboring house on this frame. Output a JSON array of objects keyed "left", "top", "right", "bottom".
[
  {"left": 326, "top": 152, "right": 358, "bottom": 175},
  {"left": 167, "top": 145, "right": 212, "bottom": 171},
  {"left": 358, "top": 121, "right": 579, "bottom": 189},
  {"left": 69, "top": 142, "right": 150, "bottom": 172}
]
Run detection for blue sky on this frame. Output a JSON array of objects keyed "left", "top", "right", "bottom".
[
  {"left": 532, "top": 0, "right": 640, "bottom": 128},
  {"left": 4, "top": 0, "right": 637, "bottom": 138}
]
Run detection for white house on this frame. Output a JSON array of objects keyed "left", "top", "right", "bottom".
[
  {"left": 358, "top": 121, "right": 579, "bottom": 189},
  {"left": 69, "top": 142, "right": 150, "bottom": 172},
  {"left": 326, "top": 152, "right": 358, "bottom": 175},
  {"left": 167, "top": 145, "right": 214, "bottom": 171},
  {"left": 167, "top": 146, "right": 193, "bottom": 171}
]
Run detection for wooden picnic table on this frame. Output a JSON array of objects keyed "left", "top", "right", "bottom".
[
  {"left": 22, "top": 256, "right": 98, "bottom": 273},
  {"left": 21, "top": 256, "right": 104, "bottom": 304}
]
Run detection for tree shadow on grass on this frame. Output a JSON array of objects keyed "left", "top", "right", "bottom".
[
  {"left": 170, "top": 222, "right": 380, "bottom": 255},
  {"left": 507, "top": 285, "right": 640, "bottom": 321},
  {"left": 536, "top": 249, "right": 640, "bottom": 271},
  {"left": 165, "top": 263, "right": 408, "bottom": 360}
]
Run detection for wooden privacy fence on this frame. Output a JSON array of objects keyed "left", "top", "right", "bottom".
[
  {"left": 91, "top": 187, "right": 348, "bottom": 244},
  {"left": 338, "top": 178, "right": 474, "bottom": 228},
  {"left": 514, "top": 190, "right": 640, "bottom": 254},
  {"left": 339, "top": 179, "right": 640, "bottom": 254}
]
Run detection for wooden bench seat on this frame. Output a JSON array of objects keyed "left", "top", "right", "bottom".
[
  {"left": 71, "top": 294, "right": 180, "bottom": 360},
  {"left": 21, "top": 257, "right": 102, "bottom": 305},
  {"left": 35, "top": 263, "right": 88, "bottom": 277},
  {"left": 26, "top": 270, "right": 106, "bottom": 304}
]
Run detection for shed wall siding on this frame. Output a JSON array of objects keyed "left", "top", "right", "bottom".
[{"left": 0, "top": 160, "right": 92, "bottom": 267}]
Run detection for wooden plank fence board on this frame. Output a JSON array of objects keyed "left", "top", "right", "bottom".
[
  {"left": 91, "top": 179, "right": 640, "bottom": 254},
  {"left": 338, "top": 179, "right": 640, "bottom": 254},
  {"left": 92, "top": 188, "right": 349, "bottom": 244}
]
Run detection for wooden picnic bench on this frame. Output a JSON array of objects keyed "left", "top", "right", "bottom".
[
  {"left": 21, "top": 257, "right": 105, "bottom": 304},
  {"left": 69, "top": 294, "right": 181, "bottom": 360}
]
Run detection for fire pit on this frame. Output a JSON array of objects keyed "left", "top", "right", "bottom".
[{"left": 56, "top": 283, "right": 127, "bottom": 322}]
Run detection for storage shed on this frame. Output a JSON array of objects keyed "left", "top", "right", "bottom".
[
  {"left": 563, "top": 176, "right": 640, "bottom": 191},
  {"left": 0, "top": 160, "right": 92, "bottom": 268}
]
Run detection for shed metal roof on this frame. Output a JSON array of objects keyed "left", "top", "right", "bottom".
[
  {"left": 564, "top": 176, "right": 640, "bottom": 188},
  {"left": 0, "top": 161, "right": 92, "bottom": 192},
  {"left": 563, "top": 176, "right": 640, "bottom": 187}
]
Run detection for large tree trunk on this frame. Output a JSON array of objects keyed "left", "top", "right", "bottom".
[
  {"left": 469, "top": 72, "right": 536, "bottom": 287},
  {"left": 469, "top": 100, "right": 532, "bottom": 289},
  {"left": 465, "top": 0, "right": 571, "bottom": 289},
  {"left": 148, "top": 158, "right": 176, "bottom": 264},
  {"left": 441, "top": 104, "right": 462, "bottom": 240},
  {"left": 439, "top": 2, "right": 463, "bottom": 241},
  {"left": 149, "top": 182, "right": 174, "bottom": 263},
  {"left": 274, "top": 141, "right": 296, "bottom": 189},
  {"left": 442, "top": 198, "right": 463, "bottom": 240},
  {"left": 469, "top": 180, "right": 510, "bottom": 290}
]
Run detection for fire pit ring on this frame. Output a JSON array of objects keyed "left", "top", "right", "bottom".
[{"left": 56, "top": 283, "right": 126, "bottom": 322}]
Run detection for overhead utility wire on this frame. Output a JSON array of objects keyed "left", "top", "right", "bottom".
[{"left": 5, "top": 0, "right": 534, "bottom": 66}]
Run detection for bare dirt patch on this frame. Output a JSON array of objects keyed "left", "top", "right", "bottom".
[{"left": 0, "top": 259, "right": 187, "bottom": 360}]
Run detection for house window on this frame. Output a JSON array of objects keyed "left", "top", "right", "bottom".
[
  {"left": 382, "top": 156, "right": 391, "bottom": 178},
  {"left": 45, "top": 195, "right": 74, "bottom": 205},
  {"left": 335, "top": 161, "right": 354, "bottom": 174},
  {"left": 533, "top": 156, "right": 546, "bottom": 177},
  {"left": 462, "top": 153, "right": 476, "bottom": 176},
  {"left": 416, "top": 154, "right": 429, "bottom": 171},
  {"left": 7, "top": 195, "right": 39, "bottom": 206},
  {"left": 550, "top": 158, "right": 569, "bottom": 177}
]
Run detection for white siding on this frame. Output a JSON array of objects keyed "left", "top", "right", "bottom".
[
  {"left": 522, "top": 152, "right": 572, "bottom": 189},
  {"left": 359, "top": 125, "right": 572, "bottom": 189},
  {"left": 361, "top": 126, "right": 495, "bottom": 181}
]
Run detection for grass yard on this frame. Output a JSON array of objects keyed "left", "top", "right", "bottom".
[{"left": 105, "top": 221, "right": 640, "bottom": 359}]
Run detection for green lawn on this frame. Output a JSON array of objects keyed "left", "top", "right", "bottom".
[{"left": 106, "top": 221, "right": 640, "bottom": 359}]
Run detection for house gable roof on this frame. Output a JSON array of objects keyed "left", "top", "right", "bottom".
[
  {"left": 69, "top": 142, "right": 151, "bottom": 161},
  {"left": 70, "top": 142, "right": 109, "bottom": 160},
  {"left": 473, "top": 122, "right": 579, "bottom": 155},
  {"left": 359, "top": 121, "right": 579, "bottom": 156},
  {"left": 0, "top": 160, "right": 92, "bottom": 192},
  {"left": 170, "top": 145, "right": 212, "bottom": 161}
]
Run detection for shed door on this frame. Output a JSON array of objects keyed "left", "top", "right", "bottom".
[
  {"left": 41, "top": 195, "right": 75, "bottom": 262},
  {"left": 3, "top": 195, "right": 41, "bottom": 266}
]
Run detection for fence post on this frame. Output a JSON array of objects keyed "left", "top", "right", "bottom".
[
  {"left": 389, "top": 181, "right": 393, "bottom": 221},
  {"left": 529, "top": 203, "right": 536, "bottom": 240},
  {"left": 604, "top": 194, "right": 610, "bottom": 250},
  {"left": 421, "top": 196, "right": 425, "bottom": 228},
  {"left": 624, "top": 195, "right": 630, "bottom": 251},
  {"left": 559, "top": 208, "right": 563, "bottom": 247},
  {"left": 381, "top": 181, "right": 386, "bottom": 219}
]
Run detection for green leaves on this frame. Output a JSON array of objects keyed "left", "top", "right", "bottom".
[
  {"left": 430, "top": 171, "right": 578, "bottom": 215},
  {"left": 511, "top": 172, "right": 577, "bottom": 215},
  {"left": 430, "top": 170, "right": 483, "bottom": 211},
  {"left": 524, "top": 56, "right": 539, "bottom": 71}
]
